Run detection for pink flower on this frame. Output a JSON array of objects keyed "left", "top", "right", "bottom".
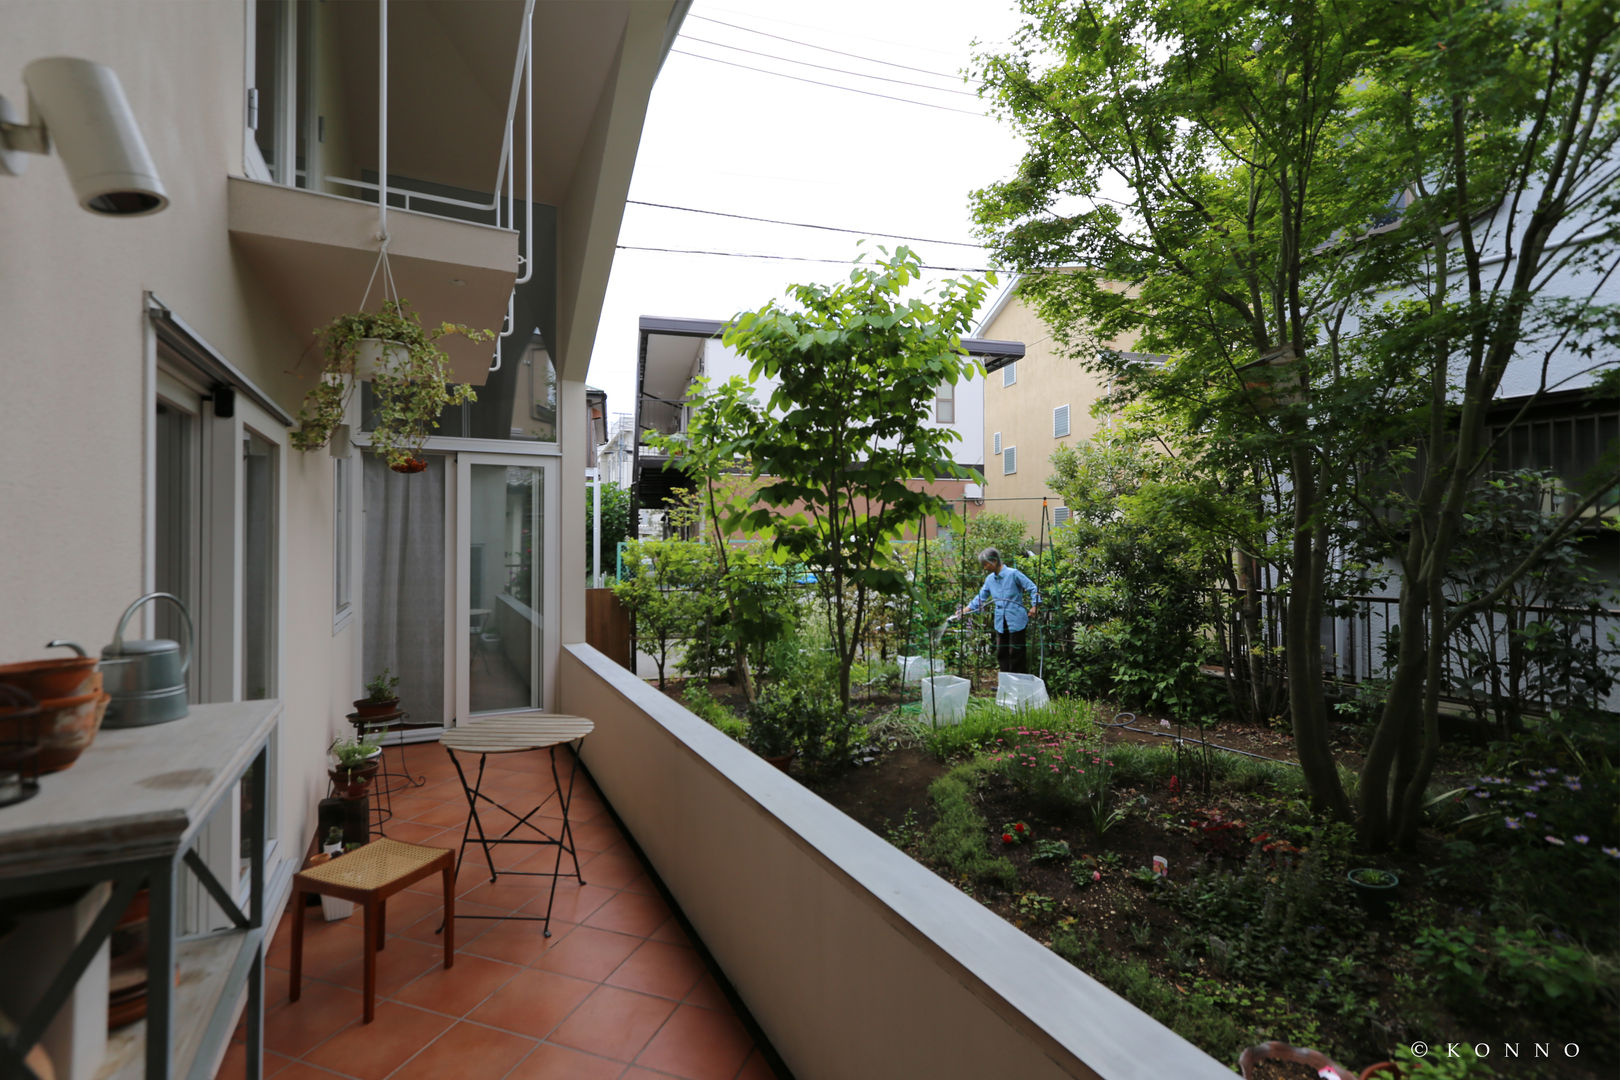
[{"left": 1092, "top": 870, "right": 1101, "bottom": 881}]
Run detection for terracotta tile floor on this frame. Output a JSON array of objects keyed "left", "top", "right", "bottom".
[{"left": 218, "top": 744, "right": 781, "bottom": 1080}]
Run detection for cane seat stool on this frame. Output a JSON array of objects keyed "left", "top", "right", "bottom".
[{"left": 289, "top": 838, "right": 456, "bottom": 1023}]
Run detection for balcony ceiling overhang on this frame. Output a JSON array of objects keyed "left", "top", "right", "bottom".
[
  {"left": 228, "top": 178, "right": 517, "bottom": 385},
  {"left": 332, "top": 0, "right": 634, "bottom": 204}
]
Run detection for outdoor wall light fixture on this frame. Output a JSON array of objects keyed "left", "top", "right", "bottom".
[{"left": 0, "top": 57, "right": 169, "bottom": 216}]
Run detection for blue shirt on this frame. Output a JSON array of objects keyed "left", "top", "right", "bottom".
[{"left": 967, "top": 566, "right": 1040, "bottom": 633}]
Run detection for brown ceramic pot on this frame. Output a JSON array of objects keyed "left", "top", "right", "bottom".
[
  {"left": 1239, "top": 1042, "right": 1356, "bottom": 1080},
  {"left": 0, "top": 656, "right": 101, "bottom": 702},
  {"left": 352, "top": 697, "right": 400, "bottom": 721},
  {"left": 35, "top": 691, "right": 110, "bottom": 773}
]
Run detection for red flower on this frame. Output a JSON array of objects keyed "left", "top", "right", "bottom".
[
  {"left": 1168, "top": 775, "right": 1181, "bottom": 794},
  {"left": 1014, "top": 822, "right": 1026, "bottom": 834},
  {"left": 1002, "top": 833, "right": 1015, "bottom": 845}
]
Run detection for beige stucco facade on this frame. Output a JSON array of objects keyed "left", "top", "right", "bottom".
[
  {"left": 976, "top": 281, "right": 1138, "bottom": 534},
  {"left": 0, "top": 2, "right": 674, "bottom": 1070}
]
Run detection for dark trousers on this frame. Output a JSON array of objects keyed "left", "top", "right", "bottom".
[{"left": 995, "top": 628, "right": 1028, "bottom": 674}]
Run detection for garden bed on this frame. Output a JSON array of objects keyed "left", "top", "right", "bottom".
[{"left": 785, "top": 697, "right": 1617, "bottom": 1080}]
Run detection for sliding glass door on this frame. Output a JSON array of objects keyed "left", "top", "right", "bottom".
[{"left": 457, "top": 454, "right": 557, "bottom": 719}]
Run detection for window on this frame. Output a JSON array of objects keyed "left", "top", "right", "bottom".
[
  {"left": 935, "top": 382, "right": 955, "bottom": 425},
  {"left": 1053, "top": 404, "right": 1071, "bottom": 438},
  {"left": 1003, "top": 446, "right": 1017, "bottom": 475},
  {"left": 1053, "top": 506, "right": 1071, "bottom": 527},
  {"left": 1002, "top": 362, "right": 1017, "bottom": 387},
  {"left": 333, "top": 454, "right": 352, "bottom": 623},
  {"left": 993, "top": 432, "right": 1002, "bottom": 455}
]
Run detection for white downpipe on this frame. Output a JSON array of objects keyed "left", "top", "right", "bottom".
[
  {"left": 378, "top": 0, "right": 388, "bottom": 244},
  {"left": 591, "top": 475, "right": 602, "bottom": 586},
  {"left": 492, "top": 8, "right": 535, "bottom": 374}
]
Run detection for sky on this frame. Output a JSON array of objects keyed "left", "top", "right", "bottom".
[{"left": 585, "top": 0, "right": 1033, "bottom": 430}]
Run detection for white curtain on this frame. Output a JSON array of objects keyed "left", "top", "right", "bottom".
[{"left": 363, "top": 455, "right": 446, "bottom": 726}]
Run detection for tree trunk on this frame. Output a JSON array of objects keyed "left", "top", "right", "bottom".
[{"left": 1284, "top": 445, "right": 1353, "bottom": 820}]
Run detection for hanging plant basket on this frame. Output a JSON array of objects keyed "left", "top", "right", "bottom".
[
  {"left": 354, "top": 338, "right": 410, "bottom": 382},
  {"left": 289, "top": 298, "right": 492, "bottom": 470}
]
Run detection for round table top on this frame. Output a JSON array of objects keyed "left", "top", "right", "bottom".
[{"left": 440, "top": 713, "right": 594, "bottom": 754}]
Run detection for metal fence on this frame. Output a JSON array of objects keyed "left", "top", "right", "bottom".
[{"left": 1203, "top": 588, "right": 1620, "bottom": 716}]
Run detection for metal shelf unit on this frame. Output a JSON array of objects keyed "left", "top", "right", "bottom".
[{"left": 0, "top": 700, "right": 282, "bottom": 1080}]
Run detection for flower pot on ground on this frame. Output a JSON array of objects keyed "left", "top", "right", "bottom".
[
  {"left": 1346, "top": 867, "right": 1399, "bottom": 917},
  {"left": 353, "top": 668, "right": 400, "bottom": 719},
  {"left": 289, "top": 299, "right": 492, "bottom": 471},
  {"left": 1238, "top": 1041, "right": 1355, "bottom": 1080}
]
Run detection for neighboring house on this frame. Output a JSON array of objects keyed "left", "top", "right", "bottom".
[
  {"left": 975, "top": 276, "right": 1148, "bottom": 536},
  {"left": 598, "top": 411, "right": 638, "bottom": 491},
  {"left": 1, "top": 0, "right": 684, "bottom": 1068},
  {"left": 631, "top": 315, "right": 1022, "bottom": 539}
]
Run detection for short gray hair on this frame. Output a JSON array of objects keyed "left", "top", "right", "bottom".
[{"left": 978, "top": 547, "right": 1001, "bottom": 565}]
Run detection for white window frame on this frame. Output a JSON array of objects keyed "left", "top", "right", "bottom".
[
  {"left": 333, "top": 453, "right": 354, "bottom": 631},
  {"left": 993, "top": 431, "right": 1002, "bottom": 455},
  {"left": 150, "top": 343, "right": 286, "bottom": 931},
  {"left": 1002, "top": 362, "right": 1017, "bottom": 387},
  {"left": 1054, "top": 404, "right": 1071, "bottom": 439},
  {"left": 1003, "top": 446, "right": 1018, "bottom": 475},
  {"left": 935, "top": 383, "right": 955, "bottom": 425}
]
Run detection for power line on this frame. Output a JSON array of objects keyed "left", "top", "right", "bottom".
[
  {"left": 678, "top": 32, "right": 979, "bottom": 98},
  {"left": 626, "top": 199, "right": 987, "bottom": 250},
  {"left": 668, "top": 49, "right": 990, "bottom": 118},
  {"left": 688, "top": 12, "right": 967, "bottom": 82},
  {"left": 616, "top": 244, "right": 997, "bottom": 273}
]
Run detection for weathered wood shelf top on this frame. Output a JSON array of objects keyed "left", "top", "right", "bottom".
[{"left": 0, "top": 700, "right": 282, "bottom": 879}]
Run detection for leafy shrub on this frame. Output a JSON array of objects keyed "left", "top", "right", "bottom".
[
  {"left": 745, "top": 676, "right": 855, "bottom": 771},
  {"left": 1030, "top": 839, "right": 1072, "bottom": 865},
  {"left": 1417, "top": 924, "right": 1617, "bottom": 1023},
  {"left": 1049, "top": 925, "right": 1251, "bottom": 1057},
  {"left": 681, "top": 681, "right": 748, "bottom": 742},
  {"left": 921, "top": 761, "right": 1017, "bottom": 891}
]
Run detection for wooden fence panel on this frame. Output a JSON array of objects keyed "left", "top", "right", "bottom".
[{"left": 586, "top": 588, "right": 632, "bottom": 670}]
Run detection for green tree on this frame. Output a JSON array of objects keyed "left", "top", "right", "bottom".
[
  {"left": 585, "top": 481, "right": 633, "bottom": 582},
  {"left": 648, "top": 378, "right": 791, "bottom": 703},
  {"left": 610, "top": 538, "right": 719, "bottom": 689},
  {"left": 973, "top": 0, "right": 1620, "bottom": 847},
  {"left": 721, "top": 247, "right": 995, "bottom": 710}
]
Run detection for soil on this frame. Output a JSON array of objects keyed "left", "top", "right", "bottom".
[{"left": 1247, "top": 1056, "right": 1339, "bottom": 1080}]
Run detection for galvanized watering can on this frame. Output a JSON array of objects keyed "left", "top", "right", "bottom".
[{"left": 98, "top": 592, "right": 193, "bottom": 728}]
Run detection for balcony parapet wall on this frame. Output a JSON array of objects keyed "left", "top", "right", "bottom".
[{"left": 560, "top": 643, "right": 1233, "bottom": 1080}]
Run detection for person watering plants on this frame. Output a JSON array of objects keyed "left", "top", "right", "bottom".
[{"left": 952, "top": 547, "right": 1040, "bottom": 674}]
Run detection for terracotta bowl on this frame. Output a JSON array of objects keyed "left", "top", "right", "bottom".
[
  {"left": 0, "top": 699, "right": 43, "bottom": 772},
  {"left": 35, "top": 690, "right": 110, "bottom": 774},
  {"left": 0, "top": 656, "right": 102, "bottom": 702}
]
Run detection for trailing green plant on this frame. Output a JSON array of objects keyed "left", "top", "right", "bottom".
[
  {"left": 921, "top": 760, "right": 1017, "bottom": 891},
  {"left": 329, "top": 730, "right": 381, "bottom": 769},
  {"left": 291, "top": 300, "right": 491, "bottom": 470},
  {"left": 1416, "top": 924, "right": 1617, "bottom": 1024}
]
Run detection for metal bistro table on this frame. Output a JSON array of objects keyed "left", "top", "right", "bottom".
[{"left": 440, "top": 714, "right": 594, "bottom": 937}]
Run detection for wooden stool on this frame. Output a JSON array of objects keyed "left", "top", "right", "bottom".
[{"left": 289, "top": 838, "right": 456, "bottom": 1023}]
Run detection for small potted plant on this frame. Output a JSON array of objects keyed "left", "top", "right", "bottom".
[
  {"left": 1345, "top": 867, "right": 1399, "bottom": 917},
  {"left": 290, "top": 299, "right": 492, "bottom": 472},
  {"left": 354, "top": 669, "right": 400, "bottom": 720},
  {"left": 329, "top": 731, "right": 382, "bottom": 798}
]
